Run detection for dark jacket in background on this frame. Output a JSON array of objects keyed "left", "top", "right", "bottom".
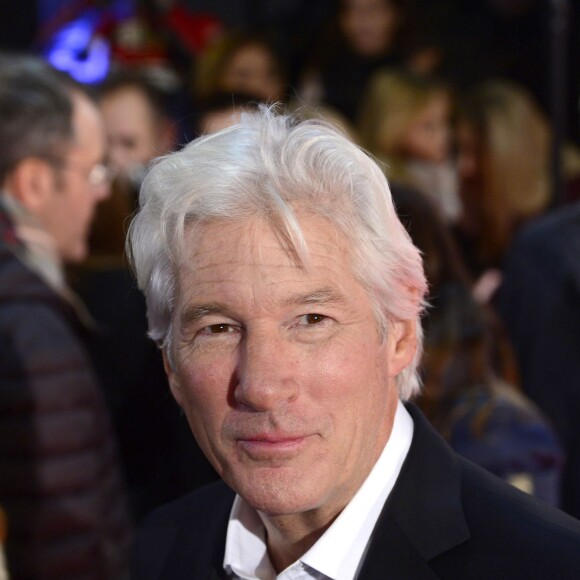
[
  {"left": 73, "top": 264, "right": 218, "bottom": 523},
  {"left": 0, "top": 207, "right": 131, "bottom": 579},
  {"left": 131, "top": 405, "right": 580, "bottom": 579},
  {"left": 496, "top": 201, "right": 580, "bottom": 519}
]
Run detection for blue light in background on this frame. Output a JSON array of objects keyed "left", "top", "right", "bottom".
[{"left": 44, "top": 8, "right": 110, "bottom": 84}]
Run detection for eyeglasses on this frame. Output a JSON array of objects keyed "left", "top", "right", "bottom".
[
  {"left": 82, "top": 163, "right": 114, "bottom": 187},
  {"left": 61, "top": 161, "right": 115, "bottom": 187},
  {"left": 43, "top": 156, "right": 114, "bottom": 187}
]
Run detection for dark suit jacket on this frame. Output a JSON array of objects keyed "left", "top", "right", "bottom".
[{"left": 131, "top": 405, "right": 580, "bottom": 579}]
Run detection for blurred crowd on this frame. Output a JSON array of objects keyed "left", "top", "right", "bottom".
[{"left": 1, "top": 0, "right": 580, "bottom": 578}]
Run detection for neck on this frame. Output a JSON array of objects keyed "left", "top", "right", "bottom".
[{"left": 260, "top": 507, "right": 339, "bottom": 573}]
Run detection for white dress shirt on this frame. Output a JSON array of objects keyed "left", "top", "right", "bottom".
[{"left": 223, "top": 401, "right": 414, "bottom": 580}]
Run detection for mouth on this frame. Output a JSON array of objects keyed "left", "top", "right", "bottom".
[{"left": 236, "top": 434, "right": 311, "bottom": 461}]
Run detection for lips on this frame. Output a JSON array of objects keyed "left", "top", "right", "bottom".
[{"left": 236, "top": 433, "right": 311, "bottom": 461}]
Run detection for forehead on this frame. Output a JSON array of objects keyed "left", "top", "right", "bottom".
[
  {"left": 178, "top": 215, "right": 360, "bottom": 301},
  {"left": 70, "top": 93, "right": 105, "bottom": 159},
  {"left": 229, "top": 43, "right": 273, "bottom": 66},
  {"left": 100, "top": 87, "right": 157, "bottom": 130}
]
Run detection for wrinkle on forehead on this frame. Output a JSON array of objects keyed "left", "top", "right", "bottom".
[
  {"left": 182, "top": 213, "right": 345, "bottom": 273},
  {"left": 176, "top": 215, "right": 356, "bottom": 310}
]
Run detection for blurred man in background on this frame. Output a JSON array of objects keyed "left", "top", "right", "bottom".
[{"left": 0, "top": 54, "right": 131, "bottom": 579}]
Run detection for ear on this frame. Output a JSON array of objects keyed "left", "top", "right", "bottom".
[
  {"left": 386, "top": 317, "right": 418, "bottom": 378},
  {"left": 162, "top": 349, "right": 184, "bottom": 406},
  {"left": 6, "top": 158, "right": 55, "bottom": 214}
]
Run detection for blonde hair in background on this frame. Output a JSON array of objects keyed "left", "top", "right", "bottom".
[
  {"left": 461, "top": 81, "right": 551, "bottom": 264},
  {"left": 358, "top": 69, "right": 450, "bottom": 178}
]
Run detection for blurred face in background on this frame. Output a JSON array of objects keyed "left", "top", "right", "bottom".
[
  {"left": 100, "top": 86, "right": 165, "bottom": 180},
  {"left": 400, "top": 92, "right": 451, "bottom": 163},
  {"left": 339, "top": 0, "right": 402, "bottom": 57},
  {"left": 40, "top": 93, "right": 110, "bottom": 263},
  {"left": 200, "top": 108, "right": 244, "bottom": 135},
  {"left": 219, "top": 42, "right": 285, "bottom": 102}
]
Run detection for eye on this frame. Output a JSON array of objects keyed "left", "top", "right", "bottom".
[
  {"left": 298, "top": 313, "right": 328, "bottom": 326},
  {"left": 199, "top": 323, "right": 238, "bottom": 335}
]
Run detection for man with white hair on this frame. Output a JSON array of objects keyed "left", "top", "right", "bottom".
[{"left": 129, "top": 107, "right": 580, "bottom": 579}]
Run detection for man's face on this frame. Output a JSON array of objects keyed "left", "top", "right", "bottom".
[
  {"left": 41, "top": 93, "right": 109, "bottom": 263},
  {"left": 99, "top": 86, "right": 160, "bottom": 178},
  {"left": 165, "top": 214, "right": 415, "bottom": 520}
]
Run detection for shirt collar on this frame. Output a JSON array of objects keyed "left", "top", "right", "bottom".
[{"left": 223, "top": 400, "right": 414, "bottom": 579}]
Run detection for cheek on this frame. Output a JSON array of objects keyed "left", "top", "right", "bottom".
[
  {"left": 311, "top": 339, "right": 393, "bottom": 476},
  {"left": 177, "top": 356, "right": 235, "bottom": 427},
  {"left": 171, "top": 360, "right": 235, "bottom": 476},
  {"left": 312, "top": 335, "right": 388, "bottom": 410},
  {"left": 61, "top": 186, "right": 91, "bottom": 233},
  {"left": 77, "top": 195, "right": 97, "bottom": 230},
  {"left": 135, "top": 134, "right": 154, "bottom": 159}
]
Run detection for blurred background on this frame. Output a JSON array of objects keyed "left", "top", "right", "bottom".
[{"left": 2, "top": 1, "right": 578, "bottom": 143}]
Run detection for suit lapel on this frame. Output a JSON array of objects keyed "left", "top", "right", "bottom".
[
  {"left": 358, "top": 404, "right": 470, "bottom": 578},
  {"left": 358, "top": 512, "right": 441, "bottom": 579}
]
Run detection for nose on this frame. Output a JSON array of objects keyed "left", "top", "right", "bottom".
[{"left": 234, "top": 328, "right": 299, "bottom": 411}]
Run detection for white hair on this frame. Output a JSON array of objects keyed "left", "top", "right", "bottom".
[{"left": 127, "top": 106, "right": 427, "bottom": 399}]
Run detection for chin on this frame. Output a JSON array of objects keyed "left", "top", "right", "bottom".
[
  {"left": 228, "top": 466, "right": 327, "bottom": 517},
  {"left": 62, "top": 243, "right": 89, "bottom": 264}
]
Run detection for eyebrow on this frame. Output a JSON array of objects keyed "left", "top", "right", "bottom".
[
  {"left": 180, "top": 303, "right": 225, "bottom": 329},
  {"left": 283, "top": 288, "right": 348, "bottom": 308}
]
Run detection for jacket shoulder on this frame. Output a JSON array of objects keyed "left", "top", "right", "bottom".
[
  {"left": 132, "top": 482, "right": 234, "bottom": 580},
  {"left": 141, "top": 481, "right": 234, "bottom": 527},
  {"left": 436, "top": 457, "right": 580, "bottom": 578},
  {"left": 380, "top": 405, "right": 580, "bottom": 579},
  {"left": 460, "top": 456, "right": 580, "bottom": 540}
]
